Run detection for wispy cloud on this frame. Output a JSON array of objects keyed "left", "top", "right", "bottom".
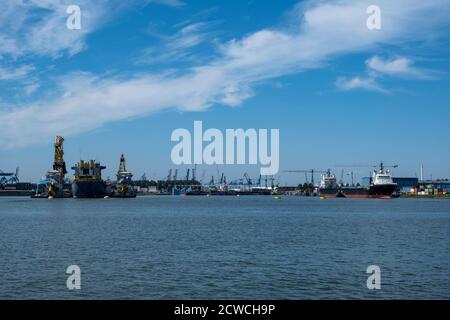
[
  {"left": 0, "top": 0, "right": 181, "bottom": 59},
  {"left": 0, "top": 65, "right": 35, "bottom": 81},
  {"left": 0, "top": 1, "right": 103, "bottom": 59},
  {"left": 24, "top": 82, "right": 40, "bottom": 96},
  {"left": 136, "top": 22, "right": 218, "bottom": 64},
  {"left": 335, "top": 76, "right": 388, "bottom": 93},
  {"left": 2, "top": 0, "right": 450, "bottom": 147},
  {"left": 335, "top": 55, "right": 439, "bottom": 93},
  {"left": 150, "top": 0, "right": 186, "bottom": 8},
  {"left": 367, "top": 56, "right": 438, "bottom": 79}
]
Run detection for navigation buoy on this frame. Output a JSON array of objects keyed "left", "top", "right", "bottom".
[
  {"left": 48, "top": 195, "right": 54, "bottom": 200},
  {"left": 320, "top": 196, "right": 326, "bottom": 200},
  {"left": 274, "top": 195, "right": 281, "bottom": 200}
]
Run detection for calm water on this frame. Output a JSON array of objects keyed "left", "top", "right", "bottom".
[{"left": 0, "top": 196, "right": 449, "bottom": 299}]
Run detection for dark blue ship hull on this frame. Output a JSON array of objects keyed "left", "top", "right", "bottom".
[
  {"left": 72, "top": 180, "right": 107, "bottom": 198},
  {"left": 320, "top": 184, "right": 397, "bottom": 199}
]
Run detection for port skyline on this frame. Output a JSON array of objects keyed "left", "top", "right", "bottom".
[{"left": 1, "top": 0, "right": 450, "bottom": 185}]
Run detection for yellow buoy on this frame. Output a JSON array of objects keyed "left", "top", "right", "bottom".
[
  {"left": 320, "top": 196, "right": 326, "bottom": 200},
  {"left": 48, "top": 195, "right": 54, "bottom": 200},
  {"left": 104, "top": 196, "right": 110, "bottom": 199},
  {"left": 274, "top": 195, "right": 281, "bottom": 200}
]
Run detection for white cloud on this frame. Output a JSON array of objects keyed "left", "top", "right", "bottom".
[
  {"left": 0, "top": 0, "right": 182, "bottom": 59},
  {"left": 336, "top": 55, "right": 439, "bottom": 93},
  {"left": 1, "top": 0, "right": 450, "bottom": 147},
  {"left": 24, "top": 83, "right": 40, "bottom": 96},
  {"left": 0, "top": 1, "right": 103, "bottom": 59},
  {"left": 136, "top": 22, "right": 216, "bottom": 64},
  {"left": 367, "top": 56, "right": 437, "bottom": 79},
  {"left": 335, "top": 77, "right": 388, "bottom": 93},
  {"left": 150, "top": 0, "right": 185, "bottom": 7},
  {"left": 0, "top": 65, "right": 35, "bottom": 81}
]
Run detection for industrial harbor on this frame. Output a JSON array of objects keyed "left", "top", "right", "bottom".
[{"left": 1, "top": 136, "right": 449, "bottom": 200}]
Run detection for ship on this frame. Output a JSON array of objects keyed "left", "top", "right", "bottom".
[
  {"left": 185, "top": 173, "right": 277, "bottom": 196},
  {"left": 319, "top": 162, "right": 398, "bottom": 199},
  {"left": 71, "top": 160, "right": 107, "bottom": 198},
  {"left": 0, "top": 167, "right": 35, "bottom": 196},
  {"left": 33, "top": 136, "right": 72, "bottom": 198},
  {"left": 110, "top": 154, "right": 136, "bottom": 198},
  {"left": 0, "top": 182, "right": 35, "bottom": 197}
]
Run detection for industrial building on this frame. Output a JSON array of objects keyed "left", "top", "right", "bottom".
[{"left": 393, "top": 177, "right": 419, "bottom": 193}]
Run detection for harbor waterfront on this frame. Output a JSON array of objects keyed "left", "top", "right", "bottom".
[
  {"left": 2, "top": 136, "right": 449, "bottom": 199},
  {"left": 0, "top": 196, "right": 449, "bottom": 299}
]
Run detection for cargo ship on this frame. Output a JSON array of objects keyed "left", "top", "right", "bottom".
[
  {"left": 71, "top": 160, "right": 107, "bottom": 198},
  {"left": 0, "top": 168, "right": 35, "bottom": 196},
  {"left": 319, "top": 162, "right": 397, "bottom": 199},
  {"left": 0, "top": 182, "right": 35, "bottom": 196}
]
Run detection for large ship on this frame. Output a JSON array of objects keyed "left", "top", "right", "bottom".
[
  {"left": 1, "top": 167, "right": 35, "bottom": 196},
  {"left": 33, "top": 136, "right": 72, "bottom": 198},
  {"left": 110, "top": 154, "right": 136, "bottom": 198},
  {"left": 71, "top": 160, "right": 107, "bottom": 198},
  {"left": 319, "top": 162, "right": 397, "bottom": 199}
]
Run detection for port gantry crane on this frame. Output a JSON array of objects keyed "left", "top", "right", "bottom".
[{"left": 0, "top": 167, "right": 20, "bottom": 185}]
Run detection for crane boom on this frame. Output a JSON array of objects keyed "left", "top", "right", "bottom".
[{"left": 284, "top": 169, "right": 327, "bottom": 185}]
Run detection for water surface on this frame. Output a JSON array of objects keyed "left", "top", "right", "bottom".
[{"left": 0, "top": 196, "right": 449, "bottom": 299}]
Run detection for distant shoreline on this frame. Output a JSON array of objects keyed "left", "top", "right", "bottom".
[{"left": 400, "top": 194, "right": 450, "bottom": 199}]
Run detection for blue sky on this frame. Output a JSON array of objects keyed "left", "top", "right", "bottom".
[{"left": 1, "top": 0, "right": 450, "bottom": 184}]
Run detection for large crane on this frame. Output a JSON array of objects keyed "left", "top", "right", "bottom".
[
  {"left": 336, "top": 162, "right": 398, "bottom": 185},
  {"left": 48, "top": 136, "right": 67, "bottom": 195},
  {"left": 115, "top": 154, "right": 135, "bottom": 196},
  {"left": 173, "top": 169, "right": 178, "bottom": 181},
  {"left": 53, "top": 136, "right": 67, "bottom": 178},
  {"left": 36, "top": 136, "right": 67, "bottom": 198},
  {"left": 243, "top": 173, "right": 252, "bottom": 186},
  {"left": 116, "top": 154, "right": 133, "bottom": 180},
  {"left": 257, "top": 175, "right": 262, "bottom": 187},
  {"left": 192, "top": 164, "right": 197, "bottom": 181},
  {"left": 337, "top": 162, "right": 398, "bottom": 176},
  {"left": 337, "top": 161, "right": 398, "bottom": 170},
  {"left": 284, "top": 169, "right": 327, "bottom": 186}
]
